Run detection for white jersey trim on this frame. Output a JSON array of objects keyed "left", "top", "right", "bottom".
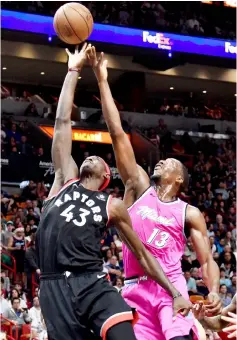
[
  {"left": 157, "top": 196, "right": 180, "bottom": 205},
  {"left": 127, "top": 186, "right": 152, "bottom": 212}
]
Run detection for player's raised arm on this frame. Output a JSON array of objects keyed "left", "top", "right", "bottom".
[
  {"left": 51, "top": 44, "right": 91, "bottom": 188},
  {"left": 186, "top": 205, "right": 221, "bottom": 315},
  {"left": 109, "top": 198, "right": 192, "bottom": 317},
  {"left": 87, "top": 47, "right": 149, "bottom": 200}
]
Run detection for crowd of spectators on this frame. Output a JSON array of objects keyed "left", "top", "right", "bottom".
[{"left": 2, "top": 1, "right": 236, "bottom": 40}]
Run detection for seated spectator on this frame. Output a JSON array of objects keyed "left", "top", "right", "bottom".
[
  {"left": 106, "top": 256, "right": 121, "bottom": 282},
  {"left": 219, "top": 269, "right": 231, "bottom": 287},
  {"left": 22, "top": 181, "right": 37, "bottom": 201},
  {"left": 29, "top": 296, "right": 41, "bottom": 327},
  {"left": 4, "top": 297, "right": 29, "bottom": 325},
  {"left": 18, "top": 135, "right": 32, "bottom": 156},
  {"left": 227, "top": 275, "right": 236, "bottom": 297},
  {"left": 190, "top": 267, "right": 208, "bottom": 296},
  {"left": 24, "top": 103, "right": 38, "bottom": 117},
  {"left": 7, "top": 123, "right": 21, "bottom": 142},
  {"left": 36, "top": 182, "right": 48, "bottom": 200},
  {"left": 209, "top": 236, "right": 217, "bottom": 255},
  {"left": 8, "top": 288, "right": 27, "bottom": 309},
  {"left": 113, "top": 277, "right": 124, "bottom": 294},
  {"left": 0, "top": 279, "right": 10, "bottom": 318},
  {"left": 219, "top": 284, "right": 232, "bottom": 307},
  {"left": 26, "top": 208, "right": 40, "bottom": 225},
  {"left": 0, "top": 271, "right": 10, "bottom": 298},
  {"left": 32, "top": 200, "right": 41, "bottom": 217},
  {"left": 184, "top": 270, "right": 197, "bottom": 295},
  {"left": 1, "top": 221, "right": 14, "bottom": 248},
  {"left": 103, "top": 249, "right": 113, "bottom": 266}
]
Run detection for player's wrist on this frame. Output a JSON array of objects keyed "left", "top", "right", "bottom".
[
  {"left": 172, "top": 292, "right": 182, "bottom": 299},
  {"left": 68, "top": 67, "right": 81, "bottom": 73}
]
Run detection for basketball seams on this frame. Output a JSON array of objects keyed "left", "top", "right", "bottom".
[
  {"left": 54, "top": 9, "right": 71, "bottom": 44},
  {"left": 66, "top": 4, "right": 90, "bottom": 38},
  {"left": 62, "top": 6, "right": 82, "bottom": 43}
]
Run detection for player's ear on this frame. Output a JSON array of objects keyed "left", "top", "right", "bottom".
[{"left": 176, "top": 175, "right": 183, "bottom": 186}]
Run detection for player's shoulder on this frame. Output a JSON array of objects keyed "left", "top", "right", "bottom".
[{"left": 185, "top": 204, "right": 204, "bottom": 226}]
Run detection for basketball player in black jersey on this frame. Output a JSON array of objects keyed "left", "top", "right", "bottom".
[{"left": 36, "top": 44, "right": 191, "bottom": 340}]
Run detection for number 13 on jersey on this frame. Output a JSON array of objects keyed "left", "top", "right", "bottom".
[{"left": 147, "top": 228, "right": 170, "bottom": 248}]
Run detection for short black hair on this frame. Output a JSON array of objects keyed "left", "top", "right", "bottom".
[
  {"left": 181, "top": 164, "right": 189, "bottom": 191},
  {"left": 11, "top": 297, "right": 20, "bottom": 304}
]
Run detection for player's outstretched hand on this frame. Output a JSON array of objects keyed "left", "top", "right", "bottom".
[
  {"left": 66, "top": 43, "right": 92, "bottom": 70},
  {"left": 192, "top": 302, "right": 206, "bottom": 321},
  {"left": 205, "top": 292, "right": 222, "bottom": 315},
  {"left": 173, "top": 296, "right": 192, "bottom": 319},
  {"left": 87, "top": 46, "right": 108, "bottom": 82},
  {"left": 221, "top": 312, "right": 237, "bottom": 339}
]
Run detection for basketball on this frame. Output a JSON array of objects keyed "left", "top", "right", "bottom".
[{"left": 53, "top": 3, "right": 94, "bottom": 45}]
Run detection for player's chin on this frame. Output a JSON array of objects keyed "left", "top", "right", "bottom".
[{"left": 150, "top": 172, "right": 161, "bottom": 181}]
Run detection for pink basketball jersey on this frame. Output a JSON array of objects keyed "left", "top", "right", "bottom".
[{"left": 123, "top": 186, "right": 188, "bottom": 279}]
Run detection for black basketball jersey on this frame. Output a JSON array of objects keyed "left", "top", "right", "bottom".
[{"left": 36, "top": 179, "right": 112, "bottom": 274}]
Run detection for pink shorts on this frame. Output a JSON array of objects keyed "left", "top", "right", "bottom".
[{"left": 122, "top": 275, "right": 199, "bottom": 340}]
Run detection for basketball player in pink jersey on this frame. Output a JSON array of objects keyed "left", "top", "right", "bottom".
[{"left": 88, "top": 48, "right": 222, "bottom": 340}]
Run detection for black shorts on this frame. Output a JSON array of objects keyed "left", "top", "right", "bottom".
[{"left": 40, "top": 272, "right": 135, "bottom": 340}]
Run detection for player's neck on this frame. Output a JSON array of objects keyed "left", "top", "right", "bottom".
[
  {"left": 80, "top": 177, "right": 101, "bottom": 191},
  {"left": 156, "top": 184, "right": 178, "bottom": 203}
]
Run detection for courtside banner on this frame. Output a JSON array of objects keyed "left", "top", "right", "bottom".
[
  {"left": 2, "top": 10, "right": 236, "bottom": 59},
  {"left": 40, "top": 126, "right": 130, "bottom": 145}
]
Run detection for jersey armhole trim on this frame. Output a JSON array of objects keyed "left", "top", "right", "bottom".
[
  {"left": 182, "top": 203, "right": 189, "bottom": 241},
  {"left": 106, "top": 195, "right": 113, "bottom": 227},
  {"left": 127, "top": 186, "right": 152, "bottom": 211},
  {"left": 44, "top": 178, "right": 79, "bottom": 202}
]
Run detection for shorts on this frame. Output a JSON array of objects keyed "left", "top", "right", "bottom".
[
  {"left": 40, "top": 271, "right": 136, "bottom": 340},
  {"left": 122, "top": 275, "right": 199, "bottom": 340}
]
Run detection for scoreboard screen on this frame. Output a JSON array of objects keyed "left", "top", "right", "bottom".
[{"left": 201, "top": 1, "right": 236, "bottom": 7}]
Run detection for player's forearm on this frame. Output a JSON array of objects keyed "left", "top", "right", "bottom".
[
  {"left": 139, "top": 250, "right": 179, "bottom": 297},
  {"left": 52, "top": 71, "right": 79, "bottom": 175},
  {"left": 56, "top": 71, "right": 79, "bottom": 122},
  {"left": 98, "top": 80, "right": 124, "bottom": 136},
  {"left": 202, "top": 259, "right": 220, "bottom": 293}
]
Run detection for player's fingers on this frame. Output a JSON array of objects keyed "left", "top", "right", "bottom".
[
  {"left": 228, "top": 312, "right": 237, "bottom": 319},
  {"left": 81, "top": 42, "right": 87, "bottom": 52},
  {"left": 223, "top": 325, "right": 237, "bottom": 332},
  {"left": 206, "top": 302, "right": 222, "bottom": 315},
  {"left": 227, "top": 331, "right": 237, "bottom": 339},
  {"left": 99, "top": 52, "right": 104, "bottom": 65},
  {"left": 92, "top": 46, "right": 96, "bottom": 58},
  {"left": 221, "top": 315, "right": 237, "bottom": 324},
  {"left": 65, "top": 48, "right": 70, "bottom": 56},
  {"left": 75, "top": 45, "right": 79, "bottom": 53},
  {"left": 103, "top": 60, "right": 108, "bottom": 68}
]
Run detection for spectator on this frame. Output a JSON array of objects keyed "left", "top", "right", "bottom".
[
  {"left": 219, "top": 269, "right": 231, "bottom": 287},
  {"left": 24, "top": 103, "right": 38, "bottom": 117},
  {"left": 5, "top": 297, "right": 29, "bottom": 325},
  {"left": 24, "top": 239, "right": 40, "bottom": 298},
  {"left": 29, "top": 296, "right": 41, "bottom": 327},
  {"left": 1, "top": 221, "right": 14, "bottom": 248},
  {"left": 227, "top": 275, "right": 236, "bottom": 297},
  {"left": 7, "top": 227, "right": 26, "bottom": 277},
  {"left": 184, "top": 270, "right": 197, "bottom": 295},
  {"left": 0, "top": 271, "right": 10, "bottom": 297},
  {"left": 190, "top": 267, "right": 208, "bottom": 296},
  {"left": 219, "top": 284, "right": 232, "bottom": 307},
  {"left": 7, "top": 123, "right": 21, "bottom": 142},
  {"left": 106, "top": 256, "right": 121, "bottom": 282},
  {"left": 209, "top": 236, "right": 217, "bottom": 255},
  {"left": 18, "top": 135, "right": 32, "bottom": 155},
  {"left": 7, "top": 289, "right": 27, "bottom": 309},
  {"left": 0, "top": 278, "right": 10, "bottom": 318},
  {"left": 113, "top": 277, "right": 124, "bottom": 294}
]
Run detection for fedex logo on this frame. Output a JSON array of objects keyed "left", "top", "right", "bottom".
[
  {"left": 225, "top": 42, "right": 237, "bottom": 54},
  {"left": 143, "top": 31, "right": 172, "bottom": 50}
]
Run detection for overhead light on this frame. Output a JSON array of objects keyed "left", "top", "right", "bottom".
[
  {"left": 2, "top": 67, "right": 7, "bottom": 70},
  {"left": 78, "top": 76, "right": 82, "bottom": 80},
  {"left": 170, "top": 87, "right": 174, "bottom": 90},
  {"left": 48, "top": 36, "right": 52, "bottom": 42},
  {"left": 168, "top": 53, "right": 172, "bottom": 58},
  {"left": 40, "top": 72, "right": 45, "bottom": 75},
  {"left": 202, "top": 90, "right": 207, "bottom": 94},
  {"left": 235, "top": 94, "right": 237, "bottom": 96}
]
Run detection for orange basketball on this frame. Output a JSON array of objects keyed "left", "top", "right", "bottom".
[{"left": 53, "top": 3, "right": 94, "bottom": 45}]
